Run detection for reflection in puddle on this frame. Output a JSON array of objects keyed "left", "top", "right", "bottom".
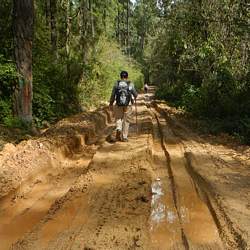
[
  {"left": 150, "top": 179, "right": 178, "bottom": 229},
  {"left": 150, "top": 178, "right": 183, "bottom": 249},
  {"left": 150, "top": 178, "right": 223, "bottom": 249},
  {"left": 167, "top": 210, "right": 177, "bottom": 224},
  {"left": 180, "top": 206, "right": 190, "bottom": 223},
  {"left": 151, "top": 203, "right": 165, "bottom": 225}
]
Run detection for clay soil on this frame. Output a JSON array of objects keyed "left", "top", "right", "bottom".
[{"left": 0, "top": 88, "right": 249, "bottom": 250}]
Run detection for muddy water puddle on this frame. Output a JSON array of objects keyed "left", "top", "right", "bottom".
[
  {"left": 149, "top": 175, "right": 223, "bottom": 250},
  {"left": 150, "top": 178, "right": 183, "bottom": 249},
  {"left": 149, "top": 110, "right": 224, "bottom": 249},
  {"left": 150, "top": 179, "right": 176, "bottom": 226}
]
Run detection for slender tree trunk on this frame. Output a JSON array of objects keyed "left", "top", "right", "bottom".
[
  {"left": 13, "top": 0, "right": 34, "bottom": 123},
  {"left": 50, "top": 0, "right": 57, "bottom": 59},
  {"left": 80, "top": 0, "right": 88, "bottom": 64},
  {"left": 126, "top": 0, "right": 129, "bottom": 55},
  {"left": 66, "top": 0, "right": 72, "bottom": 57},
  {"left": 140, "top": 33, "right": 145, "bottom": 50},
  {"left": 89, "top": 0, "right": 95, "bottom": 38},
  {"left": 122, "top": 3, "right": 126, "bottom": 48},
  {"left": 117, "top": 5, "right": 121, "bottom": 44},
  {"left": 45, "top": 0, "right": 50, "bottom": 27},
  {"left": 103, "top": 1, "right": 107, "bottom": 32},
  {"left": 66, "top": 0, "right": 72, "bottom": 79}
]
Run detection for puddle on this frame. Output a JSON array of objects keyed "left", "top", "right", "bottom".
[
  {"left": 150, "top": 178, "right": 183, "bottom": 249},
  {"left": 149, "top": 175, "right": 223, "bottom": 249},
  {"left": 150, "top": 179, "right": 177, "bottom": 227}
]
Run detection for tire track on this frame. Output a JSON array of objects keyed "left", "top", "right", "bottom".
[
  {"left": 150, "top": 111, "right": 185, "bottom": 250},
  {"left": 151, "top": 109, "right": 190, "bottom": 250},
  {"left": 9, "top": 148, "right": 98, "bottom": 250},
  {"left": 150, "top": 106, "right": 223, "bottom": 249},
  {"left": 184, "top": 152, "right": 247, "bottom": 250},
  {"left": 154, "top": 102, "right": 249, "bottom": 249}
]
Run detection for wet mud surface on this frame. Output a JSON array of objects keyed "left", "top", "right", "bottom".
[{"left": 0, "top": 88, "right": 249, "bottom": 249}]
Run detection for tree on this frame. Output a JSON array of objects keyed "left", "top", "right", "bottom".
[
  {"left": 116, "top": 0, "right": 132, "bottom": 53},
  {"left": 50, "top": 0, "right": 57, "bottom": 59},
  {"left": 129, "top": 0, "right": 159, "bottom": 82},
  {"left": 13, "top": 0, "right": 34, "bottom": 123}
]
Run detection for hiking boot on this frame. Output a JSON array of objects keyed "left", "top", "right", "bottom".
[
  {"left": 106, "top": 134, "right": 116, "bottom": 144},
  {"left": 116, "top": 130, "right": 122, "bottom": 141}
]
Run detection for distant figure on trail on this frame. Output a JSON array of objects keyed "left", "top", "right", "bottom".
[
  {"left": 144, "top": 83, "right": 149, "bottom": 93},
  {"left": 109, "top": 71, "right": 138, "bottom": 142}
]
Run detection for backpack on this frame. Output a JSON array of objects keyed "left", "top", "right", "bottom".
[{"left": 115, "top": 80, "right": 131, "bottom": 106}]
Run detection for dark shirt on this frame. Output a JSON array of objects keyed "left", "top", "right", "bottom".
[{"left": 109, "top": 80, "right": 138, "bottom": 105}]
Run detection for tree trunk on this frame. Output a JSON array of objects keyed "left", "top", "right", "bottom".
[
  {"left": 65, "top": 0, "right": 72, "bottom": 79},
  {"left": 117, "top": 5, "right": 121, "bottom": 44},
  {"left": 140, "top": 32, "right": 145, "bottom": 51},
  {"left": 122, "top": 3, "right": 126, "bottom": 48},
  {"left": 103, "top": 1, "right": 107, "bottom": 32},
  {"left": 66, "top": 0, "right": 72, "bottom": 57},
  {"left": 13, "top": 0, "right": 34, "bottom": 123},
  {"left": 79, "top": 0, "right": 89, "bottom": 64},
  {"left": 89, "top": 0, "right": 95, "bottom": 38},
  {"left": 45, "top": 0, "right": 50, "bottom": 27},
  {"left": 126, "top": 0, "right": 129, "bottom": 55},
  {"left": 50, "top": 0, "right": 57, "bottom": 59}
]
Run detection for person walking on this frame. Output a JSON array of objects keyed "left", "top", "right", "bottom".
[
  {"left": 144, "top": 83, "right": 149, "bottom": 93},
  {"left": 109, "top": 71, "right": 138, "bottom": 142}
]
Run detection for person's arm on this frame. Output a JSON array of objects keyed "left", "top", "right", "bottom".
[
  {"left": 130, "top": 82, "right": 138, "bottom": 100},
  {"left": 109, "top": 82, "right": 117, "bottom": 106}
]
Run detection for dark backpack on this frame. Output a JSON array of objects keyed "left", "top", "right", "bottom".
[{"left": 115, "top": 80, "right": 131, "bottom": 106}]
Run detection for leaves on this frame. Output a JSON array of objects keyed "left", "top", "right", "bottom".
[{"left": 146, "top": 0, "right": 250, "bottom": 142}]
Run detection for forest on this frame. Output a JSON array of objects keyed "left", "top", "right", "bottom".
[{"left": 0, "top": 0, "right": 249, "bottom": 142}]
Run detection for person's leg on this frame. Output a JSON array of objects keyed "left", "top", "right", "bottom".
[
  {"left": 113, "top": 105, "right": 123, "bottom": 141},
  {"left": 122, "top": 106, "right": 133, "bottom": 141},
  {"left": 116, "top": 119, "right": 122, "bottom": 140},
  {"left": 122, "top": 121, "right": 129, "bottom": 141}
]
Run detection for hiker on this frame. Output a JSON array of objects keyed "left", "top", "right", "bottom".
[
  {"left": 144, "top": 83, "right": 149, "bottom": 93},
  {"left": 109, "top": 71, "right": 138, "bottom": 142}
]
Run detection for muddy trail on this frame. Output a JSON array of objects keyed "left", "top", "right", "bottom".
[{"left": 0, "top": 88, "right": 249, "bottom": 250}]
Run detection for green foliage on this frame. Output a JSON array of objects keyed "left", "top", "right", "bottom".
[
  {"left": 0, "top": 56, "right": 18, "bottom": 126},
  {"left": 155, "top": 83, "right": 183, "bottom": 104},
  {"left": 33, "top": 86, "right": 55, "bottom": 127},
  {"left": 32, "top": 57, "right": 79, "bottom": 124},
  {"left": 129, "top": 0, "right": 159, "bottom": 83},
  {"left": 239, "top": 118, "right": 250, "bottom": 144},
  {"left": 0, "top": 0, "right": 13, "bottom": 57},
  {"left": 0, "top": 98, "right": 28, "bottom": 129},
  {"left": 180, "top": 67, "right": 238, "bottom": 118},
  {"left": 149, "top": 0, "right": 250, "bottom": 143},
  {"left": 2, "top": 116, "right": 28, "bottom": 129},
  {"left": 79, "top": 37, "right": 143, "bottom": 108},
  {"left": 0, "top": 99, "right": 12, "bottom": 123},
  {"left": 0, "top": 57, "right": 17, "bottom": 96}
]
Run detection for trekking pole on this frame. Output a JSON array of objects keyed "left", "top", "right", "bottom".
[{"left": 135, "top": 98, "right": 138, "bottom": 134}]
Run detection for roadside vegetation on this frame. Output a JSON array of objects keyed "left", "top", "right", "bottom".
[
  {"left": 149, "top": 1, "right": 249, "bottom": 143},
  {"left": 0, "top": 0, "right": 143, "bottom": 129}
]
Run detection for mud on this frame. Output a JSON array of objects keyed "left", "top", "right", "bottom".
[{"left": 0, "top": 88, "right": 249, "bottom": 249}]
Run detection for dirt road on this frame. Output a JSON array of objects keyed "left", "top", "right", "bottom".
[{"left": 0, "top": 89, "right": 249, "bottom": 249}]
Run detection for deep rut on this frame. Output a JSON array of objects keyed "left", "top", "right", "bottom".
[
  {"left": 0, "top": 149, "right": 96, "bottom": 250},
  {"left": 153, "top": 102, "right": 249, "bottom": 249},
  {"left": 150, "top": 108, "right": 223, "bottom": 250}
]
